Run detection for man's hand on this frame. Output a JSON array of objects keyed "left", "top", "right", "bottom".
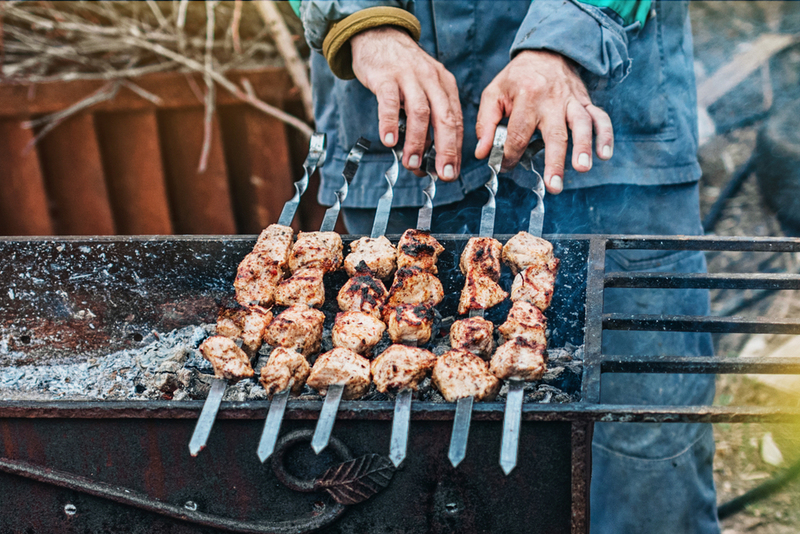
[
  {"left": 475, "top": 50, "right": 614, "bottom": 194},
  {"left": 351, "top": 27, "right": 463, "bottom": 180}
]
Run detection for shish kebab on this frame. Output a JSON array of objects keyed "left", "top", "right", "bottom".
[{"left": 188, "top": 133, "right": 327, "bottom": 456}]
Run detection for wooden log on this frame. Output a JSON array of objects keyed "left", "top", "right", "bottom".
[
  {"left": 158, "top": 108, "right": 236, "bottom": 234},
  {"left": 37, "top": 113, "right": 116, "bottom": 235},
  {"left": 0, "top": 120, "right": 53, "bottom": 236},
  {"left": 94, "top": 110, "right": 174, "bottom": 235}
]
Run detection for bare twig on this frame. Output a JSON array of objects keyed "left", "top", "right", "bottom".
[
  {"left": 146, "top": 0, "right": 168, "bottom": 29},
  {"left": 231, "top": 0, "right": 243, "bottom": 55},
  {"left": 176, "top": 0, "right": 188, "bottom": 52},
  {"left": 119, "top": 79, "right": 164, "bottom": 105},
  {"left": 254, "top": 0, "right": 313, "bottom": 119},
  {"left": 199, "top": 0, "right": 217, "bottom": 173}
]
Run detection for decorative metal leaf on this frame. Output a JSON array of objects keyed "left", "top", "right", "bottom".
[{"left": 314, "top": 453, "right": 395, "bottom": 505}]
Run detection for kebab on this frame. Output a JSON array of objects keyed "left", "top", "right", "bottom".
[
  {"left": 188, "top": 133, "right": 327, "bottom": 457},
  {"left": 442, "top": 125, "right": 507, "bottom": 468},
  {"left": 254, "top": 137, "right": 370, "bottom": 461}
]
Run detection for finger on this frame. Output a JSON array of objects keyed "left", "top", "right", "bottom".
[
  {"left": 400, "top": 82, "right": 431, "bottom": 171},
  {"left": 503, "top": 103, "right": 538, "bottom": 170},
  {"left": 566, "top": 99, "right": 593, "bottom": 172},
  {"left": 475, "top": 85, "right": 505, "bottom": 160},
  {"left": 539, "top": 117, "right": 569, "bottom": 194},
  {"left": 586, "top": 104, "right": 614, "bottom": 160},
  {"left": 375, "top": 80, "right": 401, "bottom": 147},
  {"left": 422, "top": 74, "right": 462, "bottom": 181}
]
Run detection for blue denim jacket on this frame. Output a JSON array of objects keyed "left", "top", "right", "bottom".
[{"left": 301, "top": 0, "right": 701, "bottom": 208}]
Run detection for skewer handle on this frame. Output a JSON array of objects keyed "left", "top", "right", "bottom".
[
  {"left": 188, "top": 378, "right": 227, "bottom": 457},
  {"left": 389, "top": 388, "right": 413, "bottom": 467},
  {"left": 278, "top": 132, "right": 327, "bottom": 227},
  {"left": 500, "top": 380, "right": 525, "bottom": 475},
  {"left": 257, "top": 388, "right": 290, "bottom": 463},
  {"left": 448, "top": 396, "right": 474, "bottom": 468},
  {"left": 312, "top": 384, "right": 345, "bottom": 454}
]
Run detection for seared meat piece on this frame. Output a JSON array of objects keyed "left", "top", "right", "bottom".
[
  {"left": 432, "top": 349, "right": 501, "bottom": 402},
  {"left": 199, "top": 335, "right": 254, "bottom": 382},
  {"left": 344, "top": 236, "right": 397, "bottom": 280},
  {"left": 490, "top": 337, "right": 547, "bottom": 381},
  {"left": 498, "top": 300, "right": 547, "bottom": 345},
  {"left": 331, "top": 312, "right": 386, "bottom": 355},
  {"left": 459, "top": 237, "right": 503, "bottom": 281},
  {"left": 386, "top": 303, "right": 435, "bottom": 345},
  {"left": 337, "top": 274, "right": 388, "bottom": 319},
  {"left": 502, "top": 231, "right": 558, "bottom": 276},
  {"left": 259, "top": 347, "right": 310, "bottom": 398},
  {"left": 234, "top": 255, "right": 283, "bottom": 307},
  {"left": 450, "top": 316, "right": 494, "bottom": 359},
  {"left": 371, "top": 345, "right": 437, "bottom": 393},
  {"left": 216, "top": 305, "right": 273, "bottom": 356},
  {"left": 457, "top": 271, "right": 508, "bottom": 315},
  {"left": 265, "top": 305, "right": 325, "bottom": 357},
  {"left": 386, "top": 267, "right": 444, "bottom": 310},
  {"left": 274, "top": 267, "right": 325, "bottom": 308},
  {"left": 254, "top": 224, "right": 294, "bottom": 268},
  {"left": 307, "top": 347, "right": 371, "bottom": 400},
  {"left": 510, "top": 263, "right": 559, "bottom": 311},
  {"left": 288, "top": 231, "right": 343, "bottom": 273},
  {"left": 397, "top": 229, "right": 445, "bottom": 274}
]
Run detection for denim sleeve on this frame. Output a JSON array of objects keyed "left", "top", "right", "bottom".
[
  {"left": 510, "top": 0, "right": 635, "bottom": 87},
  {"left": 300, "top": 1, "right": 413, "bottom": 52}
]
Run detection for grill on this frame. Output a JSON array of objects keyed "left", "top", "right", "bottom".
[{"left": 1, "top": 233, "right": 800, "bottom": 533}]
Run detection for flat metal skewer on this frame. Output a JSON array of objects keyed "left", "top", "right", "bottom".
[
  {"left": 278, "top": 132, "right": 327, "bottom": 227},
  {"left": 448, "top": 396, "right": 474, "bottom": 467},
  {"left": 416, "top": 145, "right": 437, "bottom": 232},
  {"left": 256, "top": 387, "right": 290, "bottom": 462},
  {"left": 188, "top": 378, "right": 227, "bottom": 456},
  {"left": 390, "top": 388, "right": 413, "bottom": 467},
  {"left": 500, "top": 379, "right": 525, "bottom": 474},
  {"left": 320, "top": 137, "right": 370, "bottom": 232},
  {"left": 371, "top": 117, "right": 405, "bottom": 238},
  {"left": 312, "top": 384, "right": 345, "bottom": 454}
]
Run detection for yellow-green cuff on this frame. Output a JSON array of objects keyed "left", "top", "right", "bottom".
[{"left": 322, "top": 6, "right": 422, "bottom": 80}]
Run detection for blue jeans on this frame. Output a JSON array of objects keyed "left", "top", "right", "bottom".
[{"left": 343, "top": 179, "right": 720, "bottom": 534}]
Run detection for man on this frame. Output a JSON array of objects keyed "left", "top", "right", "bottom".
[{"left": 293, "top": 1, "right": 719, "bottom": 532}]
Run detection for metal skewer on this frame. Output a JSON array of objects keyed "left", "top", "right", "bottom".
[
  {"left": 389, "top": 145, "right": 437, "bottom": 468},
  {"left": 371, "top": 116, "right": 405, "bottom": 238},
  {"left": 449, "top": 126, "right": 507, "bottom": 467},
  {"left": 191, "top": 135, "right": 328, "bottom": 458},
  {"left": 256, "top": 386, "right": 290, "bottom": 462},
  {"left": 499, "top": 136, "right": 546, "bottom": 475},
  {"left": 312, "top": 383, "right": 345, "bottom": 453}
]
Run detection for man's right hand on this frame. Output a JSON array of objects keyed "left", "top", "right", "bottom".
[{"left": 350, "top": 27, "right": 463, "bottom": 181}]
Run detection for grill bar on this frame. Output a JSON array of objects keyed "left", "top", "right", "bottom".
[
  {"left": 603, "top": 314, "right": 800, "bottom": 334},
  {"left": 602, "top": 356, "right": 800, "bottom": 374},
  {"left": 604, "top": 272, "right": 800, "bottom": 290},
  {"left": 606, "top": 235, "right": 800, "bottom": 252}
]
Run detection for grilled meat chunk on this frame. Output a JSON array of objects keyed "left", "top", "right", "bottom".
[
  {"left": 386, "top": 267, "right": 444, "bottom": 310},
  {"left": 265, "top": 305, "right": 325, "bottom": 356},
  {"left": 510, "top": 263, "right": 558, "bottom": 311},
  {"left": 498, "top": 300, "right": 547, "bottom": 345},
  {"left": 307, "top": 347, "right": 371, "bottom": 399},
  {"left": 332, "top": 312, "right": 386, "bottom": 355},
  {"left": 371, "top": 345, "right": 437, "bottom": 393},
  {"left": 199, "top": 335, "right": 254, "bottom": 382},
  {"left": 233, "top": 224, "right": 294, "bottom": 306},
  {"left": 502, "top": 231, "right": 557, "bottom": 276},
  {"left": 255, "top": 224, "right": 294, "bottom": 268},
  {"left": 457, "top": 271, "right": 508, "bottom": 315},
  {"left": 288, "top": 231, "right": 343, "bottom": 273},
  {"left": 450, "top": 316, "right": 494, "bottom": 359},
  {"left": 460, "top": 237, "right": 502, "bottom": 281},
  {"left": 432, "top": 349, "right": 501, "bottom": 402},
  {"left": 386, "top": 303, "right": 435, "bottom": 345},
  {"left": 274, "top": 267, "right": 325, "bottom": 308},
  {"left": 216, "top": 305, "right": 273, "bottom": 356},
  {"left": 259, "top": 347, "right": 310, "bottom": 398},
  {"left": 397, "top": 229, "right": 445, "bottom": 274},
  {"left": 344, "top": 236, "right": 397, "bottom": 280},
  {"left": 337, "top": 274, "right": 388, "bottom": 319},
  {"left": 490, "top": 337, "right": 547, "bottom": 381}
]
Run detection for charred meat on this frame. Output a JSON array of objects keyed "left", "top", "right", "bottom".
[
  {"left": 331, "top": 311, "right": 386, "bottom": 355},
  {"left": 386, "top": 303, "right": 435, "bottom": 345},
  {"left": 460, "top": 237, "right": 503, "bottom": 281},
  {"left": 337, "top": 273, "right": 388, "bottom": 319},
  {"left": 371, "top": 344, "right": 437, "bottom": 393},
  {"left": 216, "top": 305, "right": 273, "bottom": 356},
  {"left": 431, "top": 348, "right": 501, "bottom": 402},
  {"left": 307, "top": 347, "right": 371, "bottom": 400},
  {"left": 490, "top": 337, "right": 547, "bottom": 381},
  {"left": 501, "top": 231, "right": 557, "bottom": 276},
  {"left": 450, "top": 316, "right": 494, "bottom": 359},
  {"left": 386, "top": 267, "right": 444, "bottom": 310},
  {"left": 264, "top": 305, "right": 325, "bottom": 357},
  {"left": 233, "top": 224, "right": 294, "bottom": 306},
  {"left": 457, "top": 271, "right": 508, "bottom": 315},
  {"left": 510, "top": 264, "right": 558, "bottom": 311},
  {"left": 274, "top": 267, "right": 325, "bottom": 308},
  {"left": 397, "top": 229, "right": 445, "bottom": 274},
  {"left": 288, "top": 231, "right": 343, "bottom": 273},
  {"left": 344, "top": 236, "right": 397, "bottom": 280},
  {"left": 198, "top": 335, "right": 254, "bottom": 382},
  {"left": 498, "top": 300, "right": 547, "bottom": 345},
  {"left": 259, "top": 347, "right": 310, "bottom": 398}
]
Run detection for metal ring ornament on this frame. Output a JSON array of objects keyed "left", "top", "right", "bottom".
[{"left": 271, "top": 429, "right": 353, "bottom": 493}]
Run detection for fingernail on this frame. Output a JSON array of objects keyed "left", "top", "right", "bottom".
[
  {"left": 384, "top": 132, "right": 394, "bottom": 145},
  {"left": 444, "top": 164, "right": 455, "bottom": 179},
  {"left": 578, "top": 153, "right": 590, "bottom": 168},
  {"left": 550, "top": 175, "right": 563, "bottom": 193},
  {"left": 409, "top": 154, "right": 420, "bottom": 168},
  {"left": 602, "top": 145, "right": 612, "bottom": 159}
]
